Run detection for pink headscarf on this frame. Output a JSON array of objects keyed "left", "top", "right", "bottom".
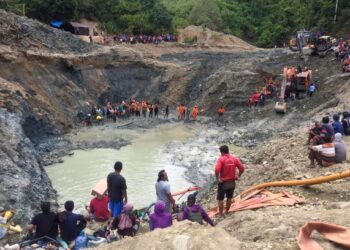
[{"left": 118, "top": 203, "right": 134, "bottom": 230}]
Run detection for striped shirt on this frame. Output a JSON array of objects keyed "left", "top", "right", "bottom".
[{"left": 312, "top": 143, "right": 335, "bottom": 157}]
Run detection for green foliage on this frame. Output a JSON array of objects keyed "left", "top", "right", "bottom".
[
  {"left": 184, "top": 35, "right": 197, "bottom": 44},
  {"left": 1, "top": 0, "right": 349, "bottom": 47},
  {"left": 188, "top": 0, "right": 223, "bottom": 30}
]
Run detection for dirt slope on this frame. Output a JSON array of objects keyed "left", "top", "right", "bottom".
[
  {"left": 100, "top": 221, "right": 241, "bottom": 250},
  {"left": 1, "top": 9, "right": 350, "bottom": 249},
  {"left": 177, "top": 25, "right": 258, "bottom": 51}
]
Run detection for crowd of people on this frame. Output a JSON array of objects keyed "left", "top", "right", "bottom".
[
  {"left": 307, "top": 114, "right": 349, "bottom": 167},
  {"left": 79, "top": 99, "right": 226, "bottom": 126},
  {"left": 78, "top": 100, "right": 166, "bottom": 126},
  {"left": 331, "top": 37, "right": 350, "bottom": 72},
  {"left": 90, "top": 33, "right": 177, "bottom": 45},
  {"left": 23, "top": 144, "right": 244, "bottom": 249}
]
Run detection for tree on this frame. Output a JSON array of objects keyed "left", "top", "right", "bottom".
[
  {"left": 188, "top": 0, "right": 223, "bottom": 30},
  {"left": 23, "top": 0, "right": 78, "bottom": 22}
]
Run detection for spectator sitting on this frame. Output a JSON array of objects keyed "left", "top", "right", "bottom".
[
  {"left": 308, "top": 137, "right": 335, "bottom": 168},
  {"left": 306, "top": 121, "right": 323, "bottom": 145},
  {"left": 110, "top": 203, "right": 139, "bottom": 237},
  {"left": 334, "top": 133, "right": 347, "bottom": 163},
  {"left": 332, "top": 114, "right": 344, "bottom": 134},
  {"left": 28, "top": 202, "right": 58, "bottom": 241},
  {"left": 182, "top": 192, "right": 214, "bottom": 226},
  {"left": 321, "top": 116, "right": 335, "bottom": 141},
  {"left": 149, "top": 201, "right": 172, "bottom": 231},
  {"left": 58, "top": 201, "right": 86, "bottom": 246},
  {"left": 88, "top": 194, "right": 110, "bottom": 222}
]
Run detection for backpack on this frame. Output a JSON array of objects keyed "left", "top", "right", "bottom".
[
  {"left": 187, "top": 208, "right": 203, "bottom": 225},
  {"left": 118, "top": 212, "right": 133, "bottom": 230}
]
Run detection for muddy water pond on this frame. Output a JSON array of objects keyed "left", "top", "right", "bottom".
[{"left": 46, "top": 123, "right": 194, "bottom": 209}]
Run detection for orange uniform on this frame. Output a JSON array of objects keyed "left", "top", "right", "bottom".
[
  {"left": 192, "top": 106, "right": 199, "bottom": 120},
  {"left": 178, "top": 104, "right": 186, "bottom": 119},
  {"left": 217, "top": 107, "right": 225, "bottom": 116}
]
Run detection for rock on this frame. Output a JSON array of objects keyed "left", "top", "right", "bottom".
[
  {"left": 101, "top": 221, "right": 241, "bottom": 250},
  {"left": 325, "top": 202, "right": 350, "bottom": 210}
]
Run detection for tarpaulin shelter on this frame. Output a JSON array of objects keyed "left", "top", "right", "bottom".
[
  {"left": 50, "top": 20, "right": 63, "bottom": 28},
  {"left": 70, "top": 22, "right": 93, "bottom": 36}
]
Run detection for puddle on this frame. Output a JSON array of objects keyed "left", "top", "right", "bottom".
[{"left": 46, "top": 123, "right": 193, "bottom": 209}]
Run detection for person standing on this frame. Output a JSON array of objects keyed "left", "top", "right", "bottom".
[
  {"left": 164, "top": 105, "right": 169, "bottom": 118},
  {"left": 308, "top": 82, "right": 316, "bottom": 97},
  {"left": 154, "top": 104, "right": 159, "bottom": 118},
  {"left": 155, "top": 170, "right": 175, "bottom": 212},
  {"left": 214, "top": 145, "right": 244, "bottom": 217},
  {"left": 107, "top": 162, "right": 127, "bottom": 218},
  {"left": 149, "top": 104, "right": 154, "bottom": 118},
  {"left": 191, "top": 105, "right": 199, "bottom": 121}
]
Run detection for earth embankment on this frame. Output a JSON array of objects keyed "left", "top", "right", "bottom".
[{"left": 1, "top": 9, "right": 350, "bottom": 249}]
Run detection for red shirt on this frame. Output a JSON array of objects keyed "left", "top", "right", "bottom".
[
  {"left": 253, "top": 93, "right": 260, "bottom": 102},
  {"left": 215, "top": 154, "right": 245, "bottom": 181},
  {"left": 89, "top": 195, "right": 110, "bottom": 221}
]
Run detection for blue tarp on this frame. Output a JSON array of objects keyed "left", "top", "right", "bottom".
[{"left": 50, "top": 20, "right": 63, "bottom": 28}]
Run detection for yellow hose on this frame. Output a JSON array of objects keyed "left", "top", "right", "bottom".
[{"left": 240, "top": 169, "right": 350, "bottom": 196}]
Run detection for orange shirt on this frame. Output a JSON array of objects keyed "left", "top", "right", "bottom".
[{"left": 218, "top": 108, "right": 225, "bottom": 114}]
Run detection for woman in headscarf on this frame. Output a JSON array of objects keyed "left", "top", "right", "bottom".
[
  {"left": 149, "top": 201, "right": 172, "bottom": 231},
  {"left": 182, "top": 192, "right": 214, "bottom": 226},
  {"left": 111, "top": 203, "right": 139, "bottom": 237},
  {"left": 335, "top": 133, "right": 347, "bottom": 163}
]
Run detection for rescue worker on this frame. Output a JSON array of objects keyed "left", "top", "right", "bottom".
[
  {"left": 141, "top": 101, "right": 147, "bottom": 117},
  {"left": 178, "top": 104, "right": 185, "bottom": 120},
  {"left": 248, "top": 96, "right": 253, "bottom": 108},
  {"left": 217, "top": 106, "right": 225, "bottom": 116},
  {"left": 135, "top": 102, "right": 140, "bottom": 117},
  {"left": 191, "top": 105, "right": 199, "bottom": 121},
  {"left": 253, "top": 93, "right": 260, "bottom": 107}
]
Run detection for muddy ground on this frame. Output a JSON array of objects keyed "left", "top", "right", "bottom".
[{"left": 1, "top": 9, "right": 350, "bottom": 249}]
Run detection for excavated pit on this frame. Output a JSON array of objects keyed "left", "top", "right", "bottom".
[{"left": 1, "top": 9, "right": 350, "bottom": 249}]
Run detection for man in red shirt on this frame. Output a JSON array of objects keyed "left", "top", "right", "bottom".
[
  {"left": 215, "top": 145, "right": 245, "bottom": 217},
  {"left": 89, "top": 194, "right": 110, "bottom": 222}
]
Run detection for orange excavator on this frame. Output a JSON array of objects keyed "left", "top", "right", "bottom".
[
  {"left": 275, "top": 66, "right": 312, "bottom": 114},
  {"left": 274, "top": 70, "right": 288, "bottom": 114}
]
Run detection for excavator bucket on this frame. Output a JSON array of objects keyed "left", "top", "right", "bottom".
[
  {"left": 275, "top": 74, "right": 287, "bottom": 114},
  {"left": 275, "top": 101, "right": 287, "bottom": 114}
]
